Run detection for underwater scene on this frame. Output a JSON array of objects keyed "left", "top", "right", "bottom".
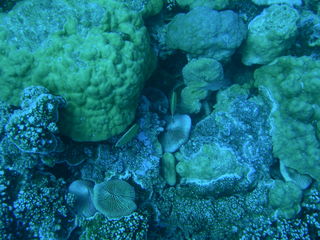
[{"left": 0, "top": 0, "right": 320, "bottom": 239}]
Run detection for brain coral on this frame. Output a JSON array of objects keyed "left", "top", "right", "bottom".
[{"left": 0, "top": 0, "right": 156, "bottom": 141}]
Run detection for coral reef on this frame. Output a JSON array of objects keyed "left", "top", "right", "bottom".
[
  {"left": 0, "top": 1, "right": 320, "bottom": 239},
  {"left": 240, "top": 184, "right": 320, "bottom": 239},
  {"left": 155, "top": 183, "right": 271, "bottom": 239},
  {"left": 80, "top": 94, "right": 165, "bottom": 191},
  {"left": 175, "top": 84, "right": 273, "bottom": 196},
  {"left": 176, "top": 0, "right": 230, "bottom": 10}
]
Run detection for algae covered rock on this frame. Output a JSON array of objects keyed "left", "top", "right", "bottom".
[
  {"left": 0, "top": 0, "right": 156, "bottom": 141},
  {"left": 254, "top": 56, "right": 320, "bottom": 181},
  {"left": 165, "top": 7, "right": 246, "bottom": 61},
  {"left": 241, "top": 4, "right": 299, "bottom": 65}
]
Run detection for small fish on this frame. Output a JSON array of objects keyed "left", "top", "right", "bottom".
[
  {"left": 169, "top": 82, "right": 184, "bottom": 117},
  {"left": 115, "top": 123, "right": 139, "bottom": 147},
  {"left": 170, "top": 90, "right": 177, "bottom": 117}
]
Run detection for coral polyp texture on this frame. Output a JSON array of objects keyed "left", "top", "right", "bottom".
[
  {"left": 5, "top": 86, "right": 65, "bottom": 154},
  {"left": 0, "top": 0, "right": 156, "bottom": 141}
]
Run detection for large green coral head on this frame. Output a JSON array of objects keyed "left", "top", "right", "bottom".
[
  {"left": 165, "top": 7, "right": 246, "bottom": 62},
  {"left": 241, "top": 4, "right": 299, "bottom": 65},
  {"left": 0, "top": 0, "right": 156, "bottom": 141},
  {"left": 254, "top": 56, "right": 320, "bottom": 181}
]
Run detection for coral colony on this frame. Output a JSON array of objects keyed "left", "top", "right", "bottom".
[{"left": 0, "top": 0, "right": 320, "bottom": 239}]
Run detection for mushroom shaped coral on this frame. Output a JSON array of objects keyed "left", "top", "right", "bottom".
[
  {"left": 68, "top": 180, "right": 97, "bottom": 218},
  {"left": 160, "top": 114, "right": 192, "bottom": 153},
  {"left": 93, "top": 179, "right": 136, "bottom": 219}
]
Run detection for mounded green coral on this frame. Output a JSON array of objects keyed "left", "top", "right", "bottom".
[
  {"left": 141, "top": 0, "right": 163, "bottom": 17},
  {"left": 254, "top": 56, "right": 320, "bottom": 181},
  {"left": 268, "top": 180, "right": 303, "bottom": 219},
  {"left": 241, "top": 4, "right": 299, "bottom": 65},
  {"left": 165, "top": 7, "right": 246, "bottom": 61},
  {"left": 0, "top": 0, "right": 156, "bottom": 141},
  {"left": 179, "top": 58, "right": 225, "bottom": 114}
]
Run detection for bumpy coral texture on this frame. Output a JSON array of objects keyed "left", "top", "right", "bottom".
[
  {"left": 254, "top": 56, "right": 320, "bottom": 181},
  {"left": 0, "top": 0, "right": 155, "bottom": 141},
  {"left": 179, "top": 58, "right": 225, "bottom": 114},
  {"left": 165, "top": 7, "right": 246, "bottom": 61},
  {"left": 241, "top": 4, "right": 299, "bottom": 65}
]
